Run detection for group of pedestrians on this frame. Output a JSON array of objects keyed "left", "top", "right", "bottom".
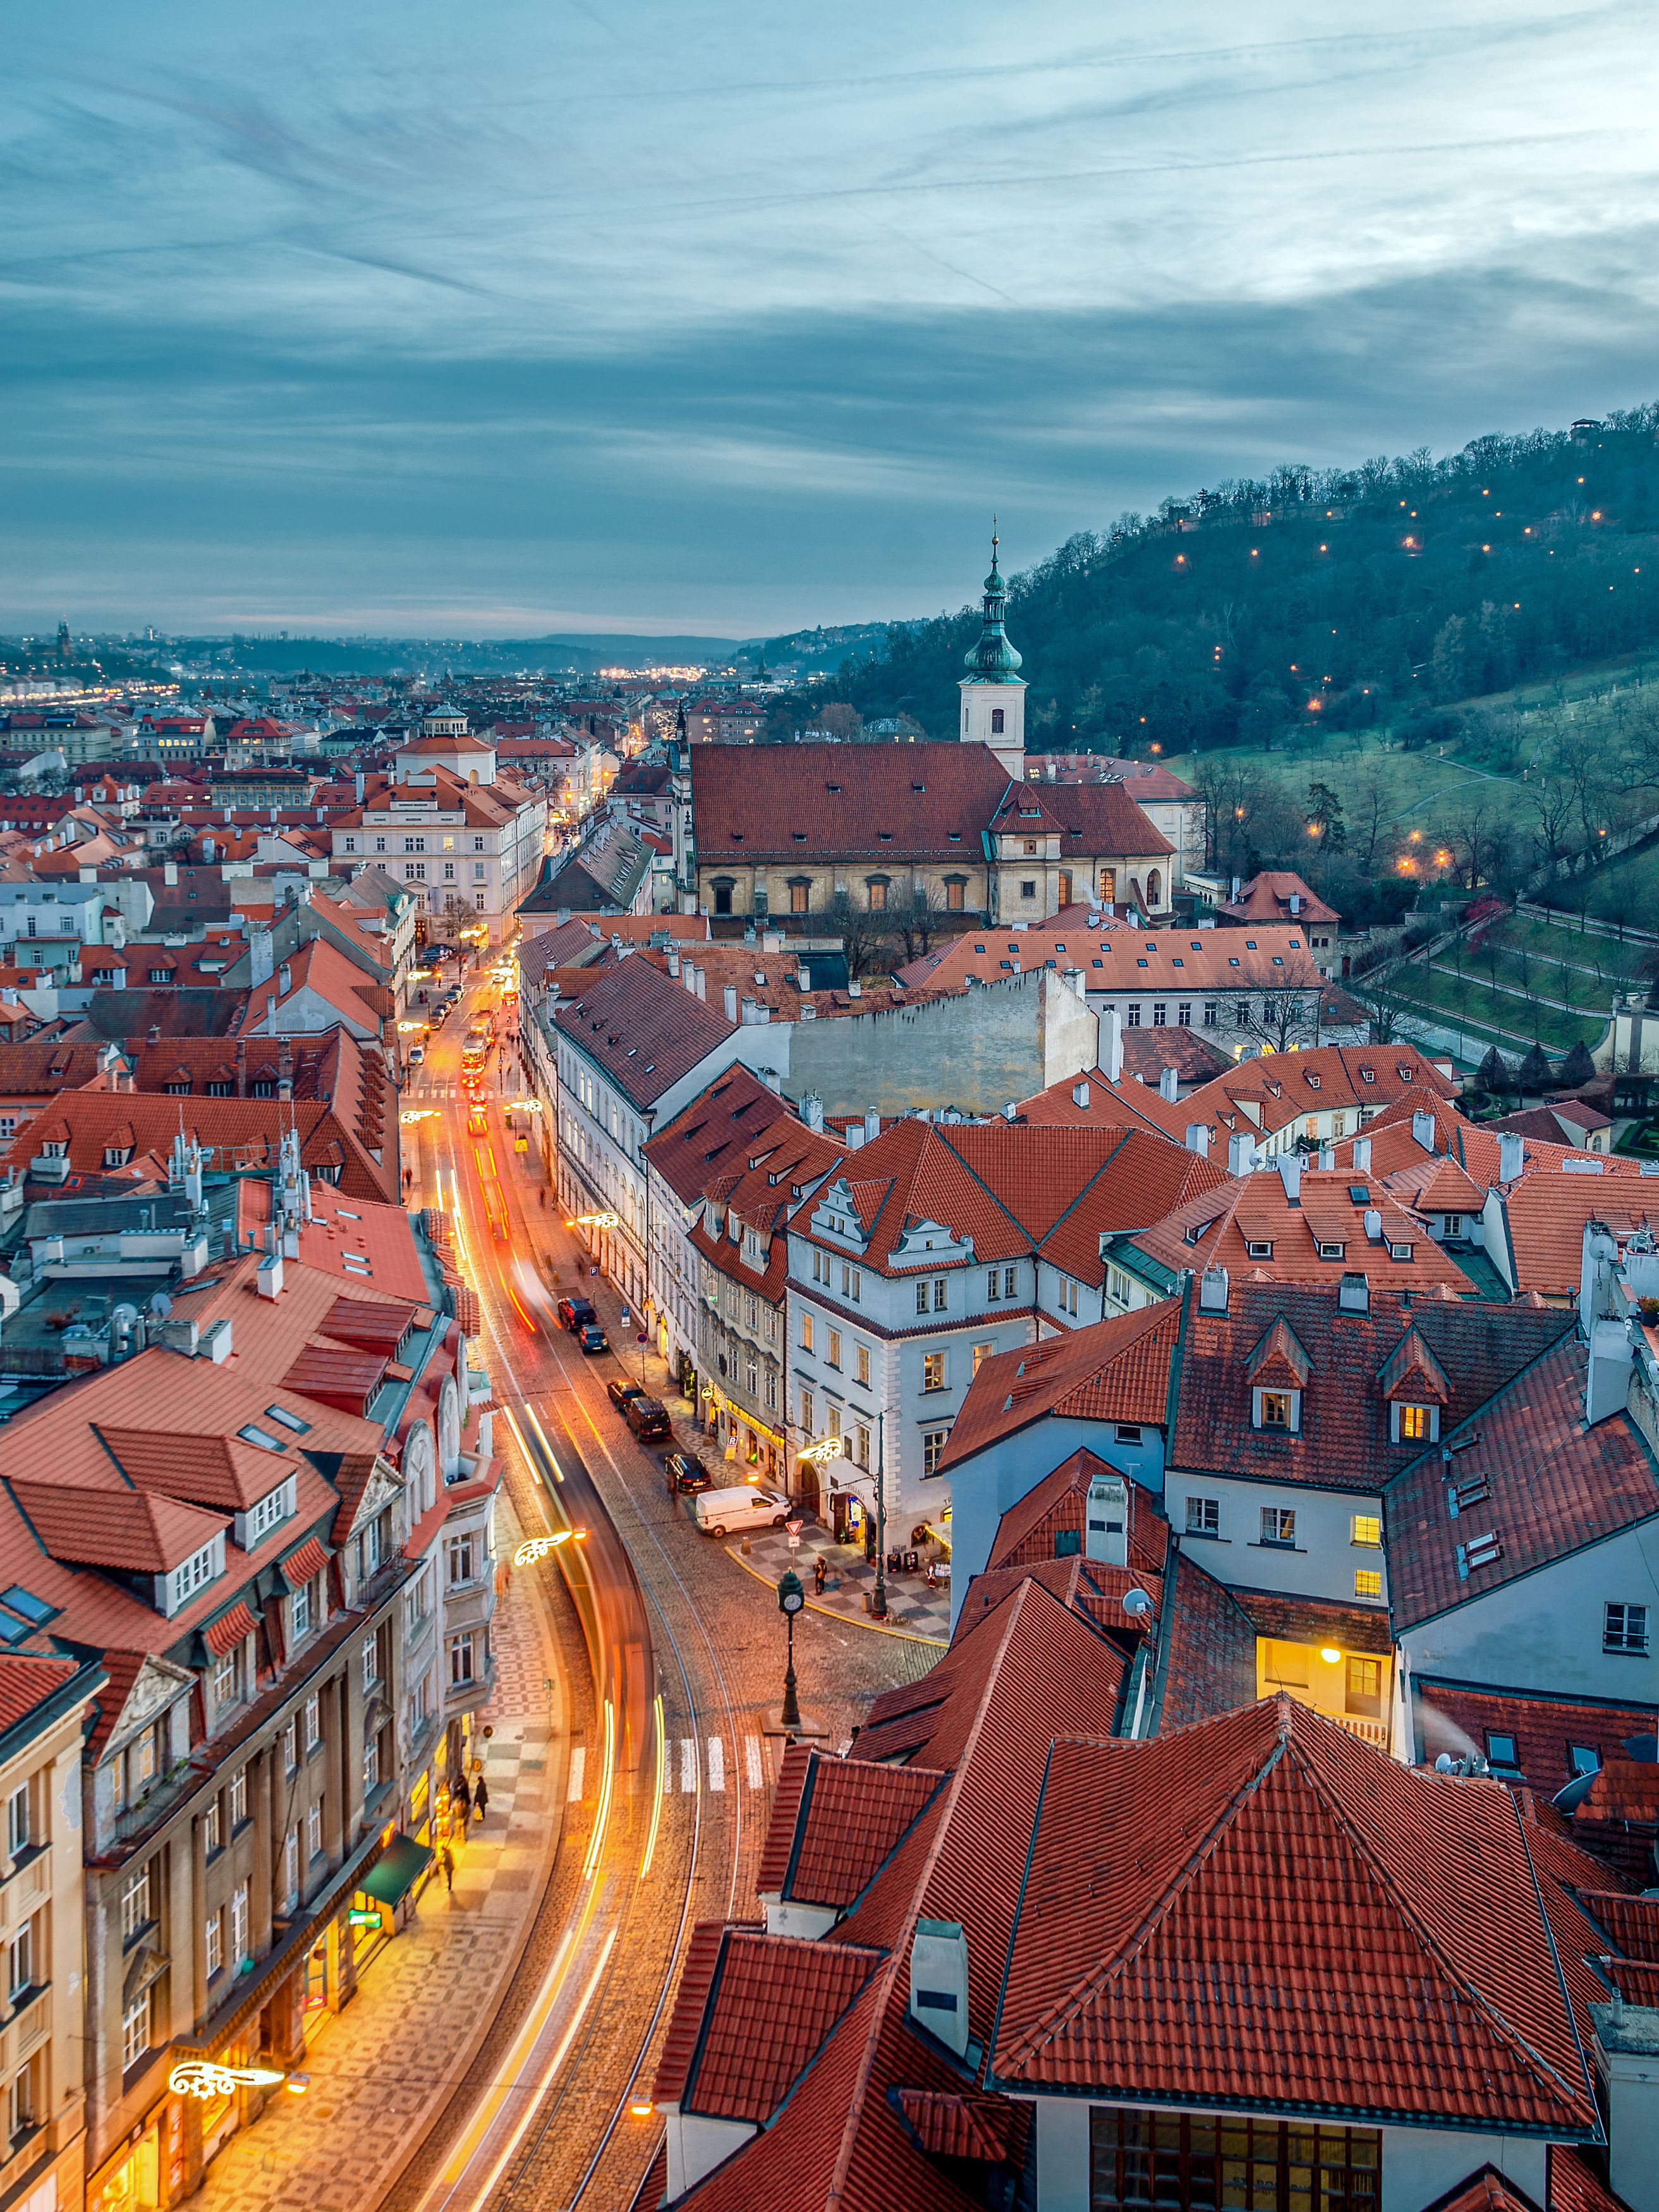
[{"left": 435, "top": 1767, "right": 490, "bottom": 1892}]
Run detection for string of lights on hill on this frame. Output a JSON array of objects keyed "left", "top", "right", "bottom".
[{"left": 839, "top": 405, "right": 1659, "bottom": 754}]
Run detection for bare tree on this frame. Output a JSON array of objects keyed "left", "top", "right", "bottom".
[
  {"left": 1347, "top": 966, "right": 1414, "bottom": 1045},
  {"left": 1237, "top": 954, "right": 1328, "bottom": 1052},
  {"left": 827, "top": 890, "right": 888, "bottom": 980},
  {"left": 893, "top": 884, "right": 943, "bottom": 966}
]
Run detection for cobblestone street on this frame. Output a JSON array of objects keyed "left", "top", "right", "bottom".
[{"left": 187, "top": 1486, "right": 571, "bottom": 2212}]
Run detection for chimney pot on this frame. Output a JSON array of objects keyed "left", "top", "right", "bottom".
[
  {"left": 1186, "top": 1122, "right": 1210, "bottom": 1158},
  {"left": 1352, "top": 1136, "right": 1372, "bottom": 1172},
  {"left": 1158, "top": 1064, "right": 1179, "bottom": 1102},
  {"left": 1227, "top": 1131, "right": 1256, "bottom": 1176}
]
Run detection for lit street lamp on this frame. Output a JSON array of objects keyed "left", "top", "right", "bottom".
[{"left": 777, "top": 1569, "right": 805, "bottom": 1732}]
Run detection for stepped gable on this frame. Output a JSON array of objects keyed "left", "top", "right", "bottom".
[{"left": 990, "top": 1697, "right": 1599, "bottom": 2134}]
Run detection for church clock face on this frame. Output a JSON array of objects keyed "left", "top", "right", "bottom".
[{"left": 404, "top": 1421, "right": 435, "bottom": 1510}]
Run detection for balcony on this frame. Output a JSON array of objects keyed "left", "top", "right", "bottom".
[{"left": 1332, "top": 1712, "right": 1390, "bottom": 1749}]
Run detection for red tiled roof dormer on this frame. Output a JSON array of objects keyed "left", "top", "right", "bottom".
[
  {"left": 9, "top": 1481, "right": 227, "bottom": 1573},
  {"left": 1377, "top": 1323, "right": 1452, "bottom": 1404},
  {"left": 1244, "top": 1312, "right": 1311, "bottom": 1388}
]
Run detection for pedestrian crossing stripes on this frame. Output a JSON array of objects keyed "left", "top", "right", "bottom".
[
  {"left": 648, "top": 1735, "right": 769, "bottom": 1796},
  {"left": 680, "top": 1737, "right": 696, "bottom": 1794},
  {"left": 567, "top": 1747, "right": 586, "bottom": 1802},
  {"left": 707, "top": 1737, "right": 725, "bottom": 1793},
  {"left": 744, "top": 1735, "right": 763, "bottom": 1790}
]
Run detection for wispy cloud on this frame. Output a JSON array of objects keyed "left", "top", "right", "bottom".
[{"left": 2, "top": 0, "right": 1656, "bottom": 629}]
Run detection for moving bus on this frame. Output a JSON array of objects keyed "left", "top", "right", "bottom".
[{"left": 461, "top": 1024, "right": 490, "bottom": 1073}]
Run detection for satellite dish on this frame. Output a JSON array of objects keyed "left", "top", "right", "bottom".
[
  {"left": 149, "top": 1291, "right": 173, "bottom": 1320},
  {"left": 1434, "top": 1753, "right": 1456, "bottom": 1773},
  {"left": 111, "top": 1304, "right": 140, "bottom": 1330},
  {"left": 1121, "top": 1589, "right": 1154, "bottom": 1619},
  {"left": 1551, "top": 1771, "right": 1599, "bottom": 1816}
]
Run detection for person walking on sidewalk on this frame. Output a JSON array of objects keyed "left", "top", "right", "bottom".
[
  {"left": 451, "top": 1773, "right": 471, "bottom": 1836},
  {"left": 473, "top": 1775, "right": 490, "bottom": 1823},
  {"left": 439, "top": 1842, "right": 454, "bottom": 1892}
]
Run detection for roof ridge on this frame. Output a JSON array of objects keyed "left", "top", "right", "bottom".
[
  {"left": 1270, "top": 1721, "right": 1600, "bottom": 2125},
  {"left": 994, "top": 1703, "right": 1292, "bottom": 2069}
]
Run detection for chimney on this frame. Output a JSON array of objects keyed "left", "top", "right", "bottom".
[
  {"left": 1230, "top": 875, "right": 1241, "bottom": 902},
  {"left": 277, "top": 1039, "right": 294, "bottom": 1101},
  {"left": 235, "top": 1037, "right": 248, "bottom": 1098},
  {"left": 1317, "top": 1143, "right": 1335, "bottom": 1171},
  {"left": 694, "top": 967, "right": 706, "bottom": 1001},
  {"left": 249, "top": 927, "right": 274, "bottom": 987},
  {"left": 1497, "top": 1131, "right": 1525, "bottom": 1182},
  {"left": 667, "top": 949, "right": 680, "bottom": 978},
  {"left": 1101, "top": 1006, "right": 1124, "bottom": 1085},
  {"left": 800, "top": 1093, "right": 824, "bottom": 1133},
  {"left": 1364, "top": 1207, "right": 1383, "bottom": 1241},
  {"left": 160, "top": 1315, "right": 200, "bottom": 1357},
  {"left": 1594, "top": 1998, "right": 1659, "bottom": 2212},
  {"left": 864, "top": 1109, "right": 880, "bottom": 1143},
  {"left": 1186, "top": 1123, "right": 1210, "bottom": 1158},
  {"left": 1227, "top": 1131, "right": 1255, "bottom": 1176},
  {"left": 1198, "top": 1265, "right": 1229, "bottom": 1313},
  {"left": 845, "top": 1124, "right": 865, "bottom": 1150},
  {"left": 741, "top": 995, "right": 756, "bottom": 1023},
  {"left": 200, "top": 1316, "right": 233, "bottom": 1363},
  {"left": 1085, "top": 1469, "right": 1129, "bottom": 1565},
  {"left": 1158, "top": 1065, "right": 1179, "bottom": 1103},
  {"left": 1586, "top": 1317, "right": 1634, "bottom": 1426},
  {"left": 909, "top": 1921, "right": 969, "bottom": 2058},
  {"left": 1072, "top": 1080, "right": 1091, "bottom": 1109},
  {"left": 164, "top": 860, "right": 178, "bottom": 886},
  {"left": 1278, "top": 1156, "right": 1302, "bottom": 1203},
  {"left": 1411, "top": 1109, "right": 1437, "bottom": 1153},
  {"left": 722, "top": 983, "right": 738, "bottom": 1021},
  {"left": 1338, "top": 1272, "right": 1370, "bottom": 1314},
  {"left": 796, "top": 966, "right": 811, "bottom": 992},
  {"left": 846, "top": 979, "right": 861, "bottom": 999},
  {"left": 277, "top": 961, "right": 291, "bottom": 995},
  {"left": 1352, "top": 1136, "right": 1372, "bottom": 1174},
  {"left": 1289, "top": 892, "right": 1301, "bottom": 915},
  {"left": 1001, "top": 1102, "right": 1018, "bottom": 1122}
]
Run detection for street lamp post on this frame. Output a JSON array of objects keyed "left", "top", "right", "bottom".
[{"left": 777, "top": 1570, "right": 805, "bottom": 1732}]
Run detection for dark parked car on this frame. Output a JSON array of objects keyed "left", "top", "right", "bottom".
[
  {"left": 607, "top": 1376, "right": 646, "bottom": 1414},
  {"left": 557, "top": 1296, "right": 597, "bottom": 1332},
  {"left": 576, "top": 1322, "right": 609, "bottom": 1354},
  {"left": 664, "top": 1451, "right": 713, "bottom": 1494},
  {"left": 624, "top": 1395, "right": 672, "bottom": 1443}
]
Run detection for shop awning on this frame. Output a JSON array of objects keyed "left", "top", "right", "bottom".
[{"left": 359, "top": 1833, "right": 432, "bottom": 1908}]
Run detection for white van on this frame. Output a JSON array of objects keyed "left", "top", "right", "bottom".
[{"left": 692, "top": 1485, "right": 791, "bottom": 1538}]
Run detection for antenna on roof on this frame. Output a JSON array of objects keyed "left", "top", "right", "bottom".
[
  {"left": 1551, "top": 1770, "right": 1598, "bottom": 1816},
  {"left": 1121, "top": 1589, "right": 1153, "bottom": 1619},
  {"left": 149, "top": 1291, "right": 172, "bottom": 1320}
]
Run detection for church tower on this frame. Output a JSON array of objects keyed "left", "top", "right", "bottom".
[{"left": 959, "top": 532, "right": 1026, "bottom": 778}]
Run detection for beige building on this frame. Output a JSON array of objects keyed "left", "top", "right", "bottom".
[{"left": 0, "top": 1652, "right": 106, "bottom": 2212}]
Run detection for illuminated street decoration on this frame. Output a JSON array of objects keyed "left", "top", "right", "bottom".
[
  {"left": 798, "top": 1435, "right": 846, "bottom": 1465},
  {"left": 169, "top": 2060, "right": 286, "bottom": 2099},
  {"left": 566, "top": 1211, "right": 619, "bottom": 1228},
  {"left": 504, "top": 1098, "right": 542, "bottom": 1113},
  {"left": 399, "top": 1109, "right": 439, "bottom": 1124},
  {"left": 514, "top": 1530, "right": 588, "bottom": 1565}
]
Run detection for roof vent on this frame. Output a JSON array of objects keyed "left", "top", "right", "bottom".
[
  {"left": 1198, "top": 1265, "right": 1229, "bottom": 1314},
  {"left": 909, "top": 1919, "right": 969, "bottom": 2057},
  {"left": 1364, "top": 1208, "right": 1383, "bottom": 1241}
]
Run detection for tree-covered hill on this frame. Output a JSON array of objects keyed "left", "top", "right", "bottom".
[{"left": 837, "top": 406, "right": 1659, "bottom": 753}]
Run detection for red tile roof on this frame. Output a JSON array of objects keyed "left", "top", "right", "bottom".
[
  {"left": 1155, "top": 1549, "right": 1260, "bottom": 1729},
  {"left": 1384, "top": 1336, "right": 1659, "bottom": 1631},
  {"left": 555, "top": 954, "right": 738, "bottom": 1111},
  {"left": 204, "top": 1600, "right": 259, "bottom": 1656},
  {"left": 94, "top": 1427, "right": 300, "bottom": 1512},
  {"left": 279, "top": 1534, "right": 331, "bottom": 1586},
  {"left": 1127, "top": 1164, "right": 1472, "bottom": 1293},
  {"left": 0, "top": 1654, "right": 83, "bottom": 1734},
  {"left": 1218, "top": 871, "right": 1341, "bottom": 928},
  {"left": 981, "top": 1449, "right": 1169, "bottom": 1574},
  {"left": 756, "top": 1746, "right": 947, "bottom": 1907},
  {"left": 9, "top": 1480, "right": 227, "bottom": 1573},
  {"left": 991, "top": 1697, "right": 1600, "bottom": 2134},
  {"left": 1411, "top": 1679, "right": 1659, "bottom": 1794},
  {"left": 1170, "top": 1278, "right": 1572, "bottom": 1495},
  {"left": 652, "top": 1926, "right": 882, "bottom": 2122}
]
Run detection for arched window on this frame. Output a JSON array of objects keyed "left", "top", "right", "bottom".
[
  {"left": 1146, "top": 869, "right": 1162, "bottom": 908},
  {"left": 865, "top": 877, "right": 890, "bottom": 911}
]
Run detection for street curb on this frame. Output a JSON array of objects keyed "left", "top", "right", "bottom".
[{"left": 724, "top": 1543, "right": 948, "bottom": 1647}]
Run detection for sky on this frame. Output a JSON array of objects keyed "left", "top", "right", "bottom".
[{"left": 4, "top": 0, "right": 1658, "bottom": 638}]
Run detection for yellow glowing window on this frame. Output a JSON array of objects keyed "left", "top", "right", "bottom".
[
  {"left": 1351, "top": 1514, "right": 1382, "bottom": 1548},
  {"left": 1398, "top": 1404, "right": 1431, "bottom": 1440},
  {"left": 1354, "top": 1569, "right": 1383, "bottom": 1600}
]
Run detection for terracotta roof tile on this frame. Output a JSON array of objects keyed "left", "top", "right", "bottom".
[
  {"left": 555, "top": 955, "right": 738, "bottom": 1110},
  {"left": 1155, "top": 1550, "right": 1260, "bottom": 1729},
  {"left": 992, "top": 1699, "right": 1600, "bottom": 2134},
  {"left": 203, "top": 1600, "right": 259, "bottom": 1656},
  {"left": 1384, "top": 1336, "right": 1659, "bottom": 1631},
  {"left": 8, "top": 1480, "right": 227, "bottom": 1573},
  {"left": 0, "top": 1654, "right": 82, "bottom": 1733},
  {"left": 755, "top": 1748, "right": 947, "bottom": 1907},
  {"left": 1411, "top": 1679, "right": 1659, "bottom": 1795}
]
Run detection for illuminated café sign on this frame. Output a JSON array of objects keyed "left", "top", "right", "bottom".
[
  {"left": 798, "top": 1435, "right": 846, "bottom": 1466},
  {"left": 169, "top": 2060, "right": 285, "bottom": 2100},
  {"left": 514, "top": 1531, "right": 587, "bottom": 1566}
]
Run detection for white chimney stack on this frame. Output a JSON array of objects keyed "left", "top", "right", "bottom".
[
  {"left": 1227, "top": 1131, "right": 1256, "bottom": 1177},
  {"left": 864, "top": 1109, "right": 880, "bottom": 1143},
  {"left": 1317, "top": 1144, "right": 1335, "bottom": 1171},
  {"left": 1158, "top": 1065, "right": 1179, "bottom": 1103},
  {"left": 1352, "top": 1137, "right": 1372, "bottom": 1174},
  {"left": 1411, "top": 1109, "right": 1437, "bottom": 1153},
  {"left": 1186, "top": 1123, "right": 1210, "bottom": 1158},
  {"left": 1198, "top": 1265, "right": 1229, "bottom": 1313},
  {"left": 1101, "top": 1006, "right": 1124, "bottom": 1085},
  {"left": 1278, "top": 1156, "right": 1302, "bottom": 1203},
  {"left": 1072, "top": 1081, "right": 1091, "bottom": 1110},
  {"left": 1364, "top": 1208, "right": 1383, "bottom": 1242},
  {"left": 1497, "top": 1131, "right": 1525, "bottom": 1182},
  {"left": 800, "top": 1093, "right": 824, "bottom": 1133},
  {"left": 723, "top": 983, "right": 739, "bottom": 1022}
]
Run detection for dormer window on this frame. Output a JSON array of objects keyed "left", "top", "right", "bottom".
[
  {"left": 1253, "top": 1388, "right": 1301, "bottom": 1432},
  {"left": 167, "top": 1536, "right": 222, "bottom": 1613},
  {"left": 1392, "top": 1401, "right": 1439, "bottom": 1443},
  {"left": 1317, "top": 1241, "right": 1345, "bottom": 1260},
  {"left": 1246, "top": 1240, "right": 1273, "bottom": 1260}
]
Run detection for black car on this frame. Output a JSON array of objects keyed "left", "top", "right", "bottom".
[
  {"left": 576, "top": 1322, "right": 609, "bottom": 1354},
  {"left": 607, "top": 1376, "right": 647, "bottom": 1414},
  {"left": 664, "top": 1451, "right": 713, "bottom": 1494},
  {"left": 624, "top": 1395, "right": 672, "bottom": 1443},
  {"left": 557, "top": 1296, "right": 597, "bottom": 1332}
]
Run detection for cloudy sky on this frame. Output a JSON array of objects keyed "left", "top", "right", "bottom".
[{"left": 4, "top": 0, "right": 1657, "bottom": 636}]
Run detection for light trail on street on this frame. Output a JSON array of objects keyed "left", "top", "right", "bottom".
[{"left": 394, "top": 959, "right": 753, "bottom": 2212}]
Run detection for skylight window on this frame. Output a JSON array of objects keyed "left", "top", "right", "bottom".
[
  {"left": 238, "top": 1424, "right": 281, "bottom": 1450},
  {"left": 0, "top": 1587, "right": 55, "bottom": 1628},
  {"left": 264, "top": 1404, "right": 310, "bottom": 1435}
]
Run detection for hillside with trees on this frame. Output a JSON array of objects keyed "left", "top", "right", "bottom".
[{"left": 836, "top": 406, "right": 1659, "bottom": 757}]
